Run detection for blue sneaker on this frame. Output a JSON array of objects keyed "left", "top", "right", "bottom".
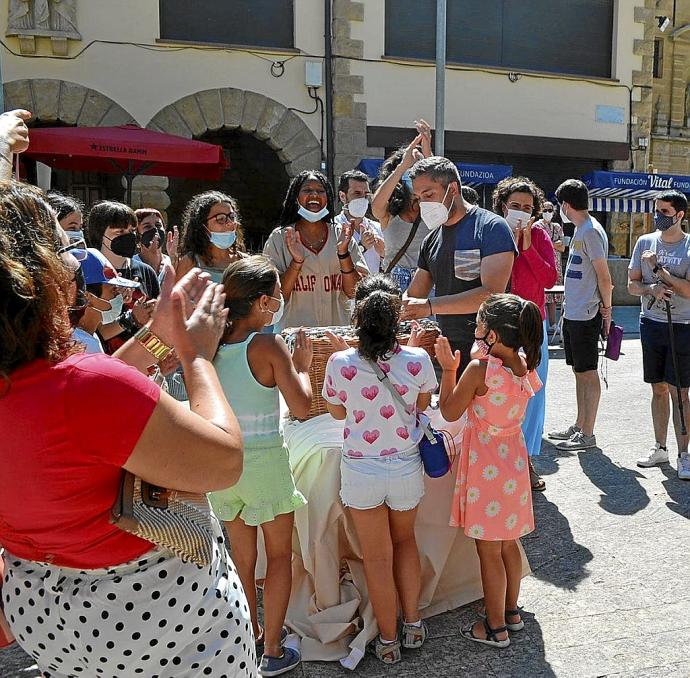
[{"left": 259, "top": 647, "right": 301, "bottom": 676}]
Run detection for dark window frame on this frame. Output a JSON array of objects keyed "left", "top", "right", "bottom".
[
  {"left": 158, "top": 0, "right": 295, "bottom": 51},
  {"left": 383, "top": 0, "right": 615, "bottom": 80},
  {"left": 653, "top": 39, "right": 664, "bottom": 79}
]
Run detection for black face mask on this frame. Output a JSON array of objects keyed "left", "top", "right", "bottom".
[
  {"left": 141, "top": 227, "right": 165, "bottom": 249},
  {"left": 107, "top": 232, "right": 137, "bottom": 258}
]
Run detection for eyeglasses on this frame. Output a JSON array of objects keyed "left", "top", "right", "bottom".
[
  {"left": 58, "top": 242, "right": 88, "bottom": 260},
  {"left": 206, "top": 212, "right": 236, "bottom": 226}
]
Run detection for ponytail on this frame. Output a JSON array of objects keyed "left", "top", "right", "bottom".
[
  {"left": 221, "top": 255, "right": 278, "bottom": 326},
  {"left": 518, "top": 300, "right": 544, "bottom": 371},
  {"left": 353, "top": 274, "right": 402, "bottom": 361},
  {"left": 478, "top": 293, "right": 544, "bottom": 370}
]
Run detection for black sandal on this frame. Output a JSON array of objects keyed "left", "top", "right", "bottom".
[
  {"left": 461, "top": 619, "right": 510, "bottom": 648},
  {"left": 529, "top": 462, "right": 546, "bottom": 491}
]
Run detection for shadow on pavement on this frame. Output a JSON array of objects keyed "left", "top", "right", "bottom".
[
  {"left": 522, "top": 493, "right": 592, "bottom": 591},
  {"left": 531, "top": 438, "right": 575, "bottom": 478},
  {"left": 578, "top": 449, "right": 649, "bottom": 515},
  {"left": 660, "top": 464, "right": 690, "bottom": 519}
]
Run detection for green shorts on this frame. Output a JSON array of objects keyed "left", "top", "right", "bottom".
[{"left": 209, "top": 437, "right": 306, "bottom": 526}]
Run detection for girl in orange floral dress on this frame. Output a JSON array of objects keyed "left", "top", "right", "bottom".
[{"left": 434, "top": 294, "right": 543, "bottom": 649}]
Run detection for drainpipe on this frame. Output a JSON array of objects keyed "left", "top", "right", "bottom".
[
  {"left": 666, "top": 0, "right": 677, "bottom": 135},
  {"left": 324, "top": 0, "right": 335, "bottom": 189}
]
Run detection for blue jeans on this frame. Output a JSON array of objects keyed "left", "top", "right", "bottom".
[{"left": 522, "top": 319, "right": 549, "bottom": 457}]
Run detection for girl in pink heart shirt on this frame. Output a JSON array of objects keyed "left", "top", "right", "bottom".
[{"left": 322, "top": 274, "right": 437, "bottom": 664}]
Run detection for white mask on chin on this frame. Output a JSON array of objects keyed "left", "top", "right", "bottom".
[{"left": 297, "top": 204, "right": 329, "bottom": 223}]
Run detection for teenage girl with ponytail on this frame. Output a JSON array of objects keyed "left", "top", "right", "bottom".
[
  {"left": 323, "top": 274, "right": 438, "bottom": 665},
  {"left": 434, "top": 293, "right": 543, "bottom": 650},
  {"left": 209, "top": 254, "right": 312, "bottom": 677}
]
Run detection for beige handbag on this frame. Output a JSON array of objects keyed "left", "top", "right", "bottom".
[{"left": 111, "top": 471, "right": 214, "bottom": 567}]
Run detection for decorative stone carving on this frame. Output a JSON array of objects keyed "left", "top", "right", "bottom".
[{"left": 7, "top": 0, "right": 80, "bottom": 55}]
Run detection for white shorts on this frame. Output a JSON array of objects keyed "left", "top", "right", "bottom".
[{"left": 340, "top": 447, "right": 424, "bottom": 511}]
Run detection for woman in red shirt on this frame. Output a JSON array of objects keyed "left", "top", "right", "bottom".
[
  {"left": 0, "top": 181, "right": 256, "bottom": 676},
  {"left": 492, "top": 177, "right": 558, "bottom": 490}
]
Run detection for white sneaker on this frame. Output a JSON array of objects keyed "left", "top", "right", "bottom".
[
  {"left": 677, "top": 454, "right": 690, "bottom": 480},
  {"left": 637, "top": 443, "right": 669, "bottom": 468}
]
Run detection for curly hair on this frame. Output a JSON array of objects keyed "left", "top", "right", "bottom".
[
  {"left": 374, "top": 147, "right": 415, "bottom": 217},
  {"left": 478, "top": 293, "right": 544, "bottom": 371},
  {"left": 0, "top": 181, "right": 78, "bottom": 379},
  {"left": 221, "top": 255, "right": 278, "bottom": 324},
  {"left": 180, "top": 190, "right": 245, "bottom": 264},
  {"left": 278, "top": 171, "right": 336, "bottom": 227},
  {"left": 491, "top": 176, "right": 545, "bottom": 219},
  {"left": 353, "top": 274, "right": 402, "bottom": 362}
]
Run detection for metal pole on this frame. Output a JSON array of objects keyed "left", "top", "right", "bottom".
[
  {"left": 435, "top": 0, "right": 447, "bottom": 158},
  {"left": 324, "top": 0, "right": 335, "bottom": 189}
]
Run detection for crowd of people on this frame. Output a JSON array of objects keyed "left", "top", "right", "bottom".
[{"left": 0, "top": 106, "right": 689, "bottom": 677}]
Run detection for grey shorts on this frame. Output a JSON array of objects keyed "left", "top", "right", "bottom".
[{"left": 340, "top": 447, "right": 424, "bottom": 511}]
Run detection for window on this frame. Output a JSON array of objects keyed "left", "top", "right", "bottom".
[
  {"left": 159, "top": 0, "right": 294, "bottom": 49},
  {"left": 653, "top": 39, "right": 664, "bottom": 78},
  {"left": 384, "top": 0, "right": 614, "bottom": 79}
]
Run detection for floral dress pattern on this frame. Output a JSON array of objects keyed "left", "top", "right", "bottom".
[{"left": 450, "top": 355, "right": 542, "bottom": 541}]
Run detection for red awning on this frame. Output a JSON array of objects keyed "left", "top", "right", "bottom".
[{"left": 25, "top": 124, "right": 227, "bottom": 181}]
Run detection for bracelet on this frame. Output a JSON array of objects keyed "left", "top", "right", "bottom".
[
  {"left": 427, "top": 299, "right": 433, "bottom": 316},
  {"left": 133, "top": 326, "right": 174, "bottom": 361},
  {"left": 290, "top": 258, "right": 304, "bottom": 267},
  {"left": 337, "top": 251, "right": 351, "bottom": 260},
  {"left": 340, "top": 267, "right": 355, "bottom": 274}
]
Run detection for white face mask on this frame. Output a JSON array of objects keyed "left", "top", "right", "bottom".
[
  {"left": 560, "top": 205, "right": 571, "bottom": 223},
  {"left": 100, "top": 293, "right": 124, "bottom": 325},
  {"left": 505, "top": 209, "right": 532, "bottom": 231},
  {"left": 346, "top": 197, "right": 369, "bottom": 219},
  {"left": 542, "top": 211, "right": 553, "bottom": 223},
  {"left": 420, "top": 184, "right": 452, "bottom": 230},
  {"left": 297, "top": 204, "right": 329, "bottom": 223},
  {"left": 265, "top": 295, "right": 285, "bottom": 327}
]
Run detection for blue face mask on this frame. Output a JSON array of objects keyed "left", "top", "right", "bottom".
[
  {"left": 654, "top": 212, "right": 677, "bottom": 232},
  {"left": 208, "top": 229, "right": 237, "bottom": 249}
]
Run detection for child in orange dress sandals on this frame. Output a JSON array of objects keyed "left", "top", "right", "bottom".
[{"left": 434, "top": 293, "right": 543, "bottom": 649}]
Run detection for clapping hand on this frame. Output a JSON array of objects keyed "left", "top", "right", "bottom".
[
  {"left": 285, "top": 226, "right": 306, "bottom": 264},
  {"left": 407, "top": 320, "right": 424, "bottom": 348},
  {"left": 414, "top": 119, "right": 433, "bottom": 157},
  {"left": 291, "top": 328, "right": 313, "bottom": 373},
  {"left": 325, "top": 331, "right": 349, "bottom": 352},
  {"left": 337, "top": 220, "right": 354, "bottom": 255},
  {"left": 166, "top": 225, "right": 180, "bottom": 267},
  {"left": 0, "top": 109, "right": 31, "bottom": 156},
  {"left": 517, "top": 217, "right": 536, "bottom": 251},
  {"left": 434, "top": 336, "right": 461, "bottom": 372}
]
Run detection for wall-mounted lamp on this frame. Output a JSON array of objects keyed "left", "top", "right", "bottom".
[
  {"left": 638, "top": 136, "right": 649, "bottom": 149},
  {"left": 657, "top": 16, "right": 671, "bottom": 32}
]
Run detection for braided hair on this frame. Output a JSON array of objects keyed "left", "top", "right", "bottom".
[{"left": 278, "top": 171, "right": 336, "bottom": 227}]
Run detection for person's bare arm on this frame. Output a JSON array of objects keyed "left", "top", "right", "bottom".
[
  {"left": 123, "top": 271, "right": 244, "bottom": 492},
  {"left": 270, "top": 331, "right": 313, "bottom": 420},
  {"left": 592, "top": 258, "right": 613, "bottom": 308},
  {"left": 416, "top": 391, "right": 432, "bottom": 412},
  {"left": 405, "top": 268, "right": 434, "bottom": 300},
  {"left": 404, "top": 252, "right": 513, "bottom": 319},
  {"left": 0, "top": 110, "right": 31, "bottom": 181},
  {"left": 435, "top": 336, "right": 486, "bottom": 421},
  {"left": 325, "top": 402, "right": 347, "bottom": 420},
  {"left": 175, "top": 254, "right": 194, "bottom": 282}
]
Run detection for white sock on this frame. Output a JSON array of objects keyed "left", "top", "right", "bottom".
[
  {"left": 379, "top": 636, "right": 397, "bottom": 644},
  {"left": 405, "top": 619, "right": 422, "bottom": 627}
]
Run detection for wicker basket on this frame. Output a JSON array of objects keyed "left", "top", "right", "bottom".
[{"left": 282, "top": 320, "right": 440, "bottom": 421}]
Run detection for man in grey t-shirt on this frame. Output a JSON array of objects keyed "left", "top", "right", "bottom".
[
  {"left": 547, "top": 180, "right": 613, "bottom": 452},
  {"left": 628, "top": 190, "right": 690, "bottom": 480}
]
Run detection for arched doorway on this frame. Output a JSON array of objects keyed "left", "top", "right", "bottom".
[
  {"left": 167, "top": 130, "right": 290, "bottom": 251},
  {"left": 149, "top": 87, "right": 323, "bottom": 252},
  {"left": 3, "top": 78, "right": 136, "bottom": 208}
]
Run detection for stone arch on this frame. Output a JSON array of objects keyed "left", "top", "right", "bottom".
[
  {"left": 147, "top": 88, "right": 322, "bottom": 177},
  {"left": 2, "top": 78, "right": 136, "bottom": 127}
]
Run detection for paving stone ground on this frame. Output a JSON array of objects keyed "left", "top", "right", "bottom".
[{"left": 2, "top": 311, "right": 689, "bottom": 677}]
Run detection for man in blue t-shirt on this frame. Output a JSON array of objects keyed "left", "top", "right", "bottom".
[{"left": 402, "top": 156, "right": 516, "bottom": 376}]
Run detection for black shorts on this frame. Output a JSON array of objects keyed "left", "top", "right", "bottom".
[
  {"left": 640, "top": 316, "right": 690, "bottom": 388},
  {"left": 563, "top": 314, "right": 602, "bottom": 373}
]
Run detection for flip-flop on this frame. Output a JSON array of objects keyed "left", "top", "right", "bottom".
[{"left": 461, "top": 619, "right": 510, "bottom": 649}]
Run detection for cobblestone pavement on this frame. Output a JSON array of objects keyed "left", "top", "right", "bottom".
[{"left": 2, "top": 328, "right": 689, "bottom": 677}]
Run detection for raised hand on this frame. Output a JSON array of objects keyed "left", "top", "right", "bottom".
[
  {"left": 414, "top": 118, "right": 433, "bottom": 157},
  {"left": 407, "top": 320, "right": 424, "bottom": 348},
  {"left": 434, "top": 336, "right": 461, "bottom": 372},
  {"left": 0, "top": 109, "right": 31, "bottom": 156},
  {"left": 336, "top": 220, "right": 354, "bottom": 254},
  {"left": 520, "top": 217, "right": 536, "bottom": 251},
  {"left": 285, "top": 226, "right": 306, "bottom": 263},
  {"left": 401, "top": 134, "right": 424, "bottom": 171},
  {"left": 166, "top": 225, "right": 180, "bottom": 267},
  {"left": 291, "top": 328, "right": 313, "bottom": 373},
  {"left": 325, "top": 330, "right": 349, "bottom": 352},
  {"left": 132, "top": 297, "right": 156, "bottom": 326}
]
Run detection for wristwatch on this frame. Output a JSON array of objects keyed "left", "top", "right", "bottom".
[{"left": 133, "top": 326, "right": 173, "bottom": 361}]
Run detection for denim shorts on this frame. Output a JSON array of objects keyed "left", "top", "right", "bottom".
[{"left": 339, "top": 447, "right": 424, "bottom": 511}]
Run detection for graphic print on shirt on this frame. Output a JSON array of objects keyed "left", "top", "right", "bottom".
[{"left": 323, "top": 347, "right": 437, "bottom": 458}]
